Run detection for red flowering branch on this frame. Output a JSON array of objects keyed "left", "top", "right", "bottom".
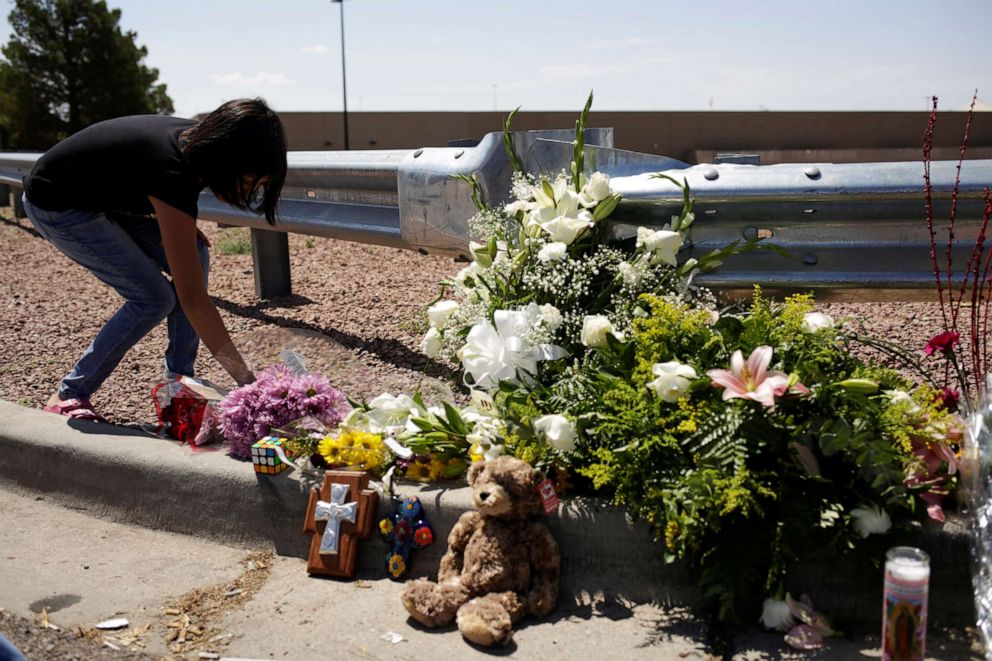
[
  {"left": 923, "top": 97, "right": 947, "bottom": 331},
  {"left": 923, "top": 92, "right": 990, "bottom": 408}
]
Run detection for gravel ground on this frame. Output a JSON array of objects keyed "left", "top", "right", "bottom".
[
  {"left": 0, "top": 207, "right": 956, "bottom": 428},
  {"left": 0, "top": 209, "right": 461, "bottom": 426}
]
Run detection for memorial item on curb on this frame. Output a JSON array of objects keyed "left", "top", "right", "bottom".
[
  {"left": 303, "top": 470, "right": 378, "bottom": 577},
  {"left": 401, "top": 457, "right": 559, "bottom": 647},
  {"left": 379, "top": 496, "right": 434, "bottom": 579},
  {"left": 219, "top": 362, "right": 348, "bottom": 460},
  {"left": 251, "top": 436, "right": 293, "bottom": 475},
  {"left": 151, "top": 375, "right": 226, "bottom": 447},
  {"left": 882, "top": 547, "right": 930, "bottom": 661}
]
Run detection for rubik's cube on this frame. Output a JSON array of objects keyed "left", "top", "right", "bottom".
[{"left": 251, "top": 437, "right": 290, "bottom": 474}]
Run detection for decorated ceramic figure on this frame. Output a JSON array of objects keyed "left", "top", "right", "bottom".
[{"left": 379, "top": 496, "right": 434, "bottom": 579}]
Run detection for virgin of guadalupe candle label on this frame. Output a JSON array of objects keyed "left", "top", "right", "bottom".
[
  {"left": 303, "top": 470, "right": 378, "bottom": 577},
  {"left": 882, "top": 550, "right": 929, "bottom": 661}
]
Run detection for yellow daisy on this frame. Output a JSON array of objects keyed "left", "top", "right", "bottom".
[
  {"left": 405, "top": 461, "right": 432, "bottom": 482},
  {"left": 317, "top": 435, "right": 344, "bottom": 465}
]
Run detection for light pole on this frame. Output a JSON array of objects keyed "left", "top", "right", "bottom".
[{"left": 331, "top": 0, "right": 349, "bottom": 150}]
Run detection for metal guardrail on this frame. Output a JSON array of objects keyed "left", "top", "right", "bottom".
[{"left": 1, "top": 128, "right": 990, "bottom": 301}]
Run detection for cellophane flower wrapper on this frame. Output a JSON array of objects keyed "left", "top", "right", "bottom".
[
  {"left": 151, "top": 375, "right": 228, "bottom": 448},
  {"left": 964, "top": 382, "right": 992, "bottom": 652},
  {"left": 218, "top": 364, "right": 349, "bottom": 460}
]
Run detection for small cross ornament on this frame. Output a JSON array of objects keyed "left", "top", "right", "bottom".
[{"left": 303, "top": 470, "right": 378, "bottom": 577}]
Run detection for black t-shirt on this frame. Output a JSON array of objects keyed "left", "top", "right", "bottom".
[{"left": 24, "top": 115, "right": 203, "bottom": 218}]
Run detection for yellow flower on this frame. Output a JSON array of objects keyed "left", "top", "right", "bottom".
[
  {"left": 317, "top": 435, "right": 345, "bottom": 465},
  {"left": 379, "top": 519, "right": 394, "bottom": 536},
  {"left": 469, "top": 443, "right": 486, "bottom": 462},
  {"left": 406, "top": 461, "right": 432, "bottom": 482},
  {"left": 427, "top": 455, "right": 448, "bottom": 481},
  {"left": 335, "top": 430, "right": 356, "bottom": 448},
  {"left": 664, "top": 519, "right": 680, "bottom": 550},
  {"left": 388, "top": 553, "right": 406, "bottom": 577},
  {"left": 350, "top": 430, "right": 383, "bottom": 452},
  {"left": 337, "top": 430, "right": 386, "bottom": 472}
]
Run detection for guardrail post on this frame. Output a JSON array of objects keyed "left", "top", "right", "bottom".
[
  {"left": 13, "top": 189, "right": 26, "bottom": 218},
  {"left": 0, "top": 184, "right": 10, "bottom": 207},
  {"left": 250, "top": 228, "right": 291, "bottom": 299}
]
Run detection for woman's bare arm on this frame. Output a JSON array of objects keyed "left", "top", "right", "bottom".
[{"left": 150, "top": 196, "right": 254, "bottom": 385}]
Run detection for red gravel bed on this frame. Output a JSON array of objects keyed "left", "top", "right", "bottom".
[
  {"left": 0, "top": 209, "right": 954, "bottom": 428},
  {"left": 0, "top": 210, "right": 460, "bottom": 426}
]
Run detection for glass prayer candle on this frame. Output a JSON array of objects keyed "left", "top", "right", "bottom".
[{"left": 882, "top": 546, "right": 930, "bottom": 661}]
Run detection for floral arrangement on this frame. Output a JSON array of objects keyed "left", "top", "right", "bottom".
[
  {"left": 399, "top": 94, "right": 966, "bottom": 630},
  {"left": 421, "top": 97, "right": 750, "bottom": 377},
  {"left": 218, "top": 364, "right": 349, "bottom": 459},
  {"left": 507, "top": 288, "right": 960, "bottom": 624}
]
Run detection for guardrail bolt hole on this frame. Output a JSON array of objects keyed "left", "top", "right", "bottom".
[
  {"left": 802, "top": 252, "right": 818, "bottom": 265},
  {"left": 413, "top": 149, "right": 424, "bottom": 158},
  {"left": 703, "top": 168, "right": 719, "bottom": 180},
  {"left": 803, "top": 167, "right": 821, "bottom": 179},
  {"left": 454, "top": 150, "right": 465, "bottom": 159}
]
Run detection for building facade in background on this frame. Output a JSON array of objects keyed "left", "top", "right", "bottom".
[{"left": 264, "top": 110, "right": 992, "bottom": 164}]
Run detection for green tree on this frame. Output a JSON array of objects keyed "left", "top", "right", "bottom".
[{"left": 0, "top": 0, "right": 173, "bottom": 149}]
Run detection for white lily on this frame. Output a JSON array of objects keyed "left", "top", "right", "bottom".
[
  {"left": 540, "top": 210, "right": 595, "bottom": 244},
  {"left": 636, "top": 226, "right": 683, "bottom": 266},
  {"left": 533, "top": 414, "right": 577, "bottom": 452},
  {"left": 579, "top": 172, "right": 612, "bottom": 208},
  {"left": 365, "top": 393, "right": 423, "bottom": 434}
]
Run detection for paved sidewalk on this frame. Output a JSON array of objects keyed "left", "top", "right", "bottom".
[{"left": 0, "top": 491, "right": 982, "bottom": 660}]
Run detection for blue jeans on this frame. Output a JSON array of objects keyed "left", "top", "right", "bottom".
[
  {"left": 23, "top": 194, "right": 209, "bottom": 401},
  {"left": 0, "top": 633, "right": 26, "bottom": 661}
]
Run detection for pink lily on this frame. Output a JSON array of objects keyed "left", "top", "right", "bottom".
[{"left": 706, "top": 346, "right": 798, "bottom": 409}]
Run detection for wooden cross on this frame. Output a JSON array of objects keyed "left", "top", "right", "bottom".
[{"left": 303, "top": 470, "right": 378, "bottom": 577}]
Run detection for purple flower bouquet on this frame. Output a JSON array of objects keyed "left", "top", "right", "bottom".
[{"left": 218, "top": 365, "right": 349, "bottom": 459}]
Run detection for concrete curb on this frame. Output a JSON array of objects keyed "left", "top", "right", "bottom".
[{"left": 0, "top": 399, "right": 976, "bottom": 630}]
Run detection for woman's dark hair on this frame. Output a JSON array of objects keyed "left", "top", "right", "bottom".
[{"left": 180, "top": 98, "right": 287, "bottom": 224}]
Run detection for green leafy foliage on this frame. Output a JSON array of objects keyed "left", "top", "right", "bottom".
[{"left": 521, "top": 289, "right": 963, "bottom": 621}]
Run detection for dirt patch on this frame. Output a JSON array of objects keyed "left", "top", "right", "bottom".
[
  {"left": 156, "top": 551, "right": 274, "bottom": 658},
  {"left": 0, "top": 607, "right": 155, "bottom": 660}
]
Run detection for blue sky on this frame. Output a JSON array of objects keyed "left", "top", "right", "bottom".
[{"left": 1, "top": 0, "right": 990, "bottom": 118}]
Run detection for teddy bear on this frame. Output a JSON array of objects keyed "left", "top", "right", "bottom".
[{"left": 400, "top": 455, "right": 560, "bottom": 647}]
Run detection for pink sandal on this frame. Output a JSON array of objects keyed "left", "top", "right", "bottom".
[{"left": 43, "top": 398, "right": 107, "bottom": 423}]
